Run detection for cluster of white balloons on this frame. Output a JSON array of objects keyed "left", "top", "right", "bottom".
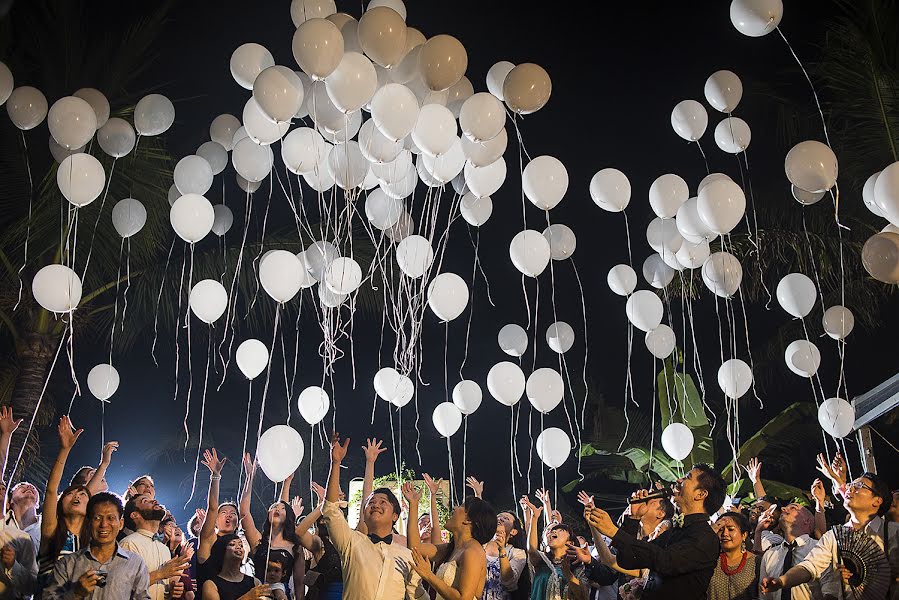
[{"left": 860, "top": 162, "right": 899, "bottom": 284}]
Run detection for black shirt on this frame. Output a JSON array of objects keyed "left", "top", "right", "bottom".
[{"left": 611, "top": 512, "right": 719, "bottom": 600}]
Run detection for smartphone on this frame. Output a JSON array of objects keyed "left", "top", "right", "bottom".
[{"left": 96, "top": 570, "right": 108, "bottom": 588}]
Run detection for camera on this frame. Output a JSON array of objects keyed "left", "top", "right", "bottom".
[{"left": 95, "top": 570, "right": 108, "bottom": 588}]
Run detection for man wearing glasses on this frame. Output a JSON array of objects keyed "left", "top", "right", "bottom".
[{"left": 761, "top": 472, "right": 898, "bottom": 599}]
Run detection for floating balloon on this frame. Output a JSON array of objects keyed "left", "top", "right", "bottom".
[
  {"left": 502, "top": 63, "right": 551, "bottom": 114},
  {"left": 170, "top": 193, "right": 214, "bottom": 243},
  {"left": 254, "top": 65, "right": 305, "bottom": 122},
  {"left": 717, "top": 359, "right": 753, "bottom": 399},
  {"left": 325, "top": 257, "right": 363, "bottom": 294},
  {"left": 646, "top": 218, "right": 684, "bottom": 256},
  {"left": 6, "top": 86, "right": 47, "bottom": 130},
  {"left": 543, "top": 224, "right": 576, "bottom": 260},
  {"left": 174, "top": 155, "right": 214, "bottom": 196},
  {"left": 861, "top": 171, "right": 885, "bottom": 217},
  {"left": 526, "top": 368, "right": 564, "bottom": 414},
  {"left": 649, "top": 174, "right": 689, "bottom": 219},
  {"left": 464, "top": 157, "right": 506, "bottom": 198},
  {"left": 498, "top": 324, "right": 528, "bottom": 358},
  {"left": 625, "top": 290, "right": 663, "bottom": 332},
  {"left": 671, "top": 100, "right": 708, "bottom": 142},
  {"left": 212, "top": 205, "right": 234, "bottom": 237},
  {"left": 642, "top": 254, "right": 675, "bottom": 289},
  {"left": 282, "top": 127, "right": 328, "bottom": 175},
  {"left": 291, "top": 0, "right": 338, "bottom": 27},
  {"left": 260, "top": 250, "right": 305, "bottom": 303},
  {"left": 661, "top": 423, "right": 694, "bottom": 461},
  {"left": 461, "top": 127, "right": 507, "bottom": 168},
  {"left": 861, "top": 232, "right": 899, "bottom": 283},
  {"left": 784, "top": 339, "right": 821, "bottom": 378},
  {"left": 365, "top": 188, "right": 403, "bottom": 230},
  {"left": 676, "top": 197, "right": 714, "bottom": 242},
  {"left": 210, "top": 114, "right": 242, "bottom": 151},
  {"left": 486, "top": 61, "right": 515, "bottom": 101},
  {"left": 523, "top": 156, "right": 568, "bottom": 211},
  {"left": 536, "top": 427, "right": 570, "bottom": 469},
  {"left": 57, "top": 153, "right": 105, "bottom": 207},
  {"left": 432, "top": 402, "right": 463, "bottom": 437},
  {"left": 546, "top": 321, "right": 574, "bottom": 354},
  {"left": 111, "top": 198, "right": 147, "bottom": 238},
  {"left": 370, "top": 83, "right": 419, "bottom": 141},
  {"left": 730, "top": 0, "right": 783, "bottom": 37},
  {"left": 233, "top": 137, "right": 274, "bottom": 183},
  {"left": 487, "top": 361, "right": 525, "bottom": 406},
  {"left": 427, "top": 272, "right": 469, "bottom": 322},
  {"left": 230, "top": 43, "right": 275, "bottom": 90},
  {"left": 785, "top": 141, "right": 838, "bottom": 194},
  {"left": 134, "top": 94, "right": 174, "bottom": 136},
  {"left": 396, "top": 235, "right": 434, "bottom": 278},
  {"left": 95, "top": 118, "right": 135, "bottom": 159},
  {"left": 243, "top": 97, "right": 290, "bottom": 145},
  {"left": 389, "top": 374, "right": 415, "bottom": 407},
  {"left": 676, "top": 239, "right": 710, "bottom": 270},
  {"left": 358, "top": 6, "right": 407, "bottom": 67},
  {"left": 292, "top": 18, "right": 345, "bottom": 80},
  {"left": 412, "top": 103, "right": 457, "bottom": 157},
  {"left": 189, "top": 279, "right": 228, "bottom": 324},
  {"left": 822, "top": 305, "right": 855, "bottom": 340},
  {"left": 421, "top": 138, "right": 466, "bottom": 183},
  {"left": 0, "top": 61, "right": 13, "bottom": 106},
  {"left": 73, "top": 88, "right": 109, "bottom": 128},
  {"left": 645, "top": 325, "right": 676, "bottom": 359},
  {"left": 325, "top": 52, "right": 377, "bottom": 112},
  {"left": 873, "top": 161, "right": 899, "bottom": 225},
  {"left": 607, "top": 264, "right": 637, "bottom": 296},
  {"left": 697, "top": 178, "right": 746, "bottom": 235},
  {"left": 776, "top": 273, "right": 817, "bottom": 318},
  {"left": 714, "top": 117, "right": 751, "bottom": 154},
  {"left": 49, "top": 138, "right": 83, "bottom": 164},
  {"left": 419, "top": 34, "right": 467, "bottom": 92},
  {"left": 257, "top": 425, "right": 304, "bottom": 483},
  {"left": 197, "top": 141, "right": 227, "bottom": 177},
  {"left": 459, "top": 92, "right": 505, "bottom": 143},
  {"left": 327, "top": 141, "right": 369, "bottom": 189},
  {"left": 509, "top": 230, "right": 551, "bottom": 278},
  {"left": 452, "top": 380, "right": 482, "bottom": 415},
  {"left": 791, "top": 184, "right": 825, "bottom": 206},
  {"left": 87, "top": 364, "right": 120, "bottom": 402},
  {"left": 590, "top": 168, "right": 631, "bottom": 212},
  {"left": 701, "top": 251, "right": 743, "bottom": 298},
  {"left": 818, "top": 398, "right": 854, "bottom": 438},
  {"left": 48, "top": 96, "right": 97, "bottom": 150},
  {"left": 704, "top": 70, "right": 743, "bottom": 113},
  {"left": 358, "top": 119, "right": 403, "bottom": 164},
  {"left": 32, "top": 265, "right": 82, "bottom": 313},
  {"left": 298, "top": 386, "right": 330, "bottom": 425}
]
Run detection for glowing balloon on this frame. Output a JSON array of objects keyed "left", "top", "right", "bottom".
[
  {"left": 704, "top": 70, "right": 743, "bottom": 113},
  {"left": 298, "top": 386, "right": 330, "bottom": 425},
  {"left": 861, "top": 232, "right": 899, "bottom": 283},
  {"left": 57, "top": 153, "right": 105, "bottom": 207},
  {"left": 697, "top": 177, "right": 746, "bottom": 235},
  {"left": 590, "top": 168, "right": 631, "bottom": 212},
  {"left": 487, "top": 361, "right": 525, "bottom": 406},
  {"left": 464, "top": 157, "right": 506, "bottom": 198},
  {"left": 730, "top": 0, "right": 783, "bottom": 37},
  {"left": 676, "top": 239, "right": 710, "bottom": 270},
  {"left": 643, "top": 254, "right": 675, "bottom": 289},
  {"left": 661, "top": 423, "right": 694, "bottom": 461},
  {"left": 210, "top": 114, "right": 242, "bottom": 151},
  {"left": 459, "top": 92, "right": 505, "bottom": 143},
  {"left": 785, "top": 141, "right": 838, "bottom": 194},
  {"left": 134, "top": 94, "right": 174, "bottom": 136},
  {"left": 701, "top": 251, "right": 743, "bottom": 298},
  {"left": 432, "top": 402, "right": 463, "bottom": 437},
  {"left": 0, "top": 61, "right": 13, "bottom": 106},
  {"left": 243, "top": 97, "right": 290, "bottom": 145},
  {"left": 212, "top": 205, "right": 234, "bottom": 237},
  {"left": 775, "top": 273, "right": 817, "bottom": 318},
  {"left": 543, "top": 224, "right": 576, "bottom": 260},
  {"left": 607, "top": 264, "right": 637, "bottom": 296},
  {"left": 822, "top": 305, "right": 854, "bottom": 340},
  {"left": 526, "top": 368, "right": 564, "bottom": 414},
  {"left": 412, "top": 103, "right": 457, "bottom": 157},
  {"left": 536, "top": 427, "right": 570, "bottom": 469},
  {"left": 671, "top": 100, "right": 708, "bottom": 141},
  {"left": 95, "top": 118, "right": 135, "bottom": 159},
  {"left": 502, "top": 63, "right": 551, "bottom": 115},
  {"left": 396, "top": 235, "right": 434, "bottom": 278},
  {"left": 292, "top": 18, "right": 344, "bottom": 80},
  {"left": 625, "top": 290, "right": 664, "bottom": 332},
  {"left": 170, "top": 193, "right": 214, "bottom": 243},
  {"left": 713, "top": 117, "right": 751, "bottom": 154},
  {"left": 257, "top": 425, "right": 304, "bottom": 483},
  {"left": 371, "top": 83, "right": 420, "bottom": 141},
  {"left": 232, "top": 137, "right": 274, "bottom": 183},
  {"left": 254, "top": 65, "right": 305, "bottom": 122},
  {"left": 87, "top": 364, "right": 119, "bottom": 401},
  {"left": 282, "top": 127, "right": 328, "bottom": 175},
  {"left": 818, "top": 398, "right": 854, "bottom": 438},
  {"left": 6, "top": 86, "right": 47, "bottom": 130},
  {"left": 873, "top": 162, "right": 899, "bottom": 225},
  {"left": 291, "top": 0, "right": 338, "bottom": 26},
  {"left": 189, "top": 279, "right": 228, "bottom": 324},
  {"left": 325, "top": 52, "right": 377, "bottom": 113},
  {"left": 486, "top": 61, "right": 515, "bottom": 101},
  {"left": 461, "top": 127, "right": 507, "bottom": 168},
  {"left": 791, "top": 185, "right": 825, "bottom": 206},
  {"left": 676, "top": 197, "right": 714, "bottom": 242},
  {"left": 418, "top": 34, "right": 467, "bottom": 92},
  {"left": 48, "top": 96, "right": 97, "bottom": 149},
  {"left": 357, "top": 6, "right": 407, "bottom": 68},
  {"left": 111, "top": 198, "right": 147, "bottom": 238},
  {"left": 784, "top": 339, "right": 821, "bottom": 378},
  {"left": 174, "top": 155, "right": 214, "bottom": 196},
  {"left": 230, "top": 43, "right": 275, "bottom": 90},
  {"left": 717, "top": 359, "right": 753, "bottom": 399},
  {"left": 645, "top": 325, "right": 676, "bottom": 359},
  {"left": 32, "top": 264, "right": 82, "bottom": 313}
]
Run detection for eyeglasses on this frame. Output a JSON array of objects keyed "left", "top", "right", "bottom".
[{"left": 847, "top": 481, "right": 875, "bottom": 493}]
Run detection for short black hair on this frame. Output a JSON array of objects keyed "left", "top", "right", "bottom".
[
  {"left": 88, "top": 491, "right": 124, "bottom": 518},
  {"left": 123, "top": 495, "right": 144, "bottom": 532},
  {"left": 692, "top": 463, "right": 726, "bottom": 516},
  {"left": 718, "top": 511, "right": 751, "bottom": 534},
  {"left": 368, "top": 487, "right": 402, "bottom": 522},
  {"left": 218, "top": 501, "right": 239, "bottom": 514},
  {"left": 860, "top": 472, "right": 892, "bottom": 517},
  {"left": 658, "top": 497, "right": 675, "bottom": 521},
  {"left": 70, "top": 466, "right": 94, "bottom": 487}
]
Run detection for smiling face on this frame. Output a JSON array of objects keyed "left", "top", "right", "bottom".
[
  {"left": 672, "top": 468, "right": 707, "bottom": 513},
  {"left": 61, "top": 488, "right": 90, "bottom": 517},
  {"left": 717, "top": 516, "right": 746, "bottom": 553},
  {"left": 90, "top": 502, "right": 124, "bottom": 546},
  {"left": 225, "top": 537, "right": 244, "bottom": 561},
  {"left": 364, "top": 492, "right": 398, "bottom": 529},
  {"left": 843, "top": 477, "right": 883, "bottom": 518},
  {"left": 217, "top": 504, "right": 239, "bottom": 534}
]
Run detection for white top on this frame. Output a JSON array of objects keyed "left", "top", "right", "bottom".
[
  {"left": 434, "top": 559, "right": 459, "bottom": 600},
  {"left": 120, "top": 528, "right": 172, "bottom": 600},
  {"left": 759, "top": 534, "right": 836, "bottom": 600},
  {"left": 797, "top": 516, "right": 899, "bottom": 600},
  {"left": 3, "top": 511, "right": 40, "bottom": 556},
  {"left": 321, "top": 500, "right": 427, "bottom": 600}
]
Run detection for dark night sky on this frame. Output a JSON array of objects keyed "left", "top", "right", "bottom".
[{"left": 5, "top": 1, "right": 898, "bottom": 523}]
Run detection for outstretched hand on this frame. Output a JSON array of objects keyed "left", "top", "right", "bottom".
[
  {"left": 465, "top": 476, "right": 484, "bottom": 498},
  {"left": 100, "top": 441, "right": 119, "bottom": 464},
  {"left": 746, "top": 457, "right": 762, "bottom": 484},
  {"left": 242, "top": 453, "right": 257, "bottom": 480},
  {"left": 422, "top": 473, "right": 442, "bottom": 496},
  {"left": 0, "top": 407, "right": 22, "bottom": 437},
  {"left": 330, "top": 432, "right": 350, "bottom": 464},
  {"left": 201, "top": 448, "right": 226, "bottom": 475},
  {"left": 401, "top": 481, "right": 422, "bottom": 503},
  {"left": 57, "top": 416, "right": 84, "bottom": 449},
  {"left": 362, "top": 438, "right": 387, "bottom": 463},
  {"left": 576, "top": 490, "right": 594, "bottom": 510},
  {"left": 310, "top": 481, "right": 326, "bottom": 505}
]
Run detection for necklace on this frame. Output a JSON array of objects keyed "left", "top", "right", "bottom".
[{"left": 719, "top": 551, "right": 748, "bottom": 576}]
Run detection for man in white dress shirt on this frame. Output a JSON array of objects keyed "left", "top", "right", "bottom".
[
  {"left": 758, "top": 502, "right": 836, "bottom": 600},
  {"left": 322, "top": 432, "right": 426, "bottom": 600},
  {"left": 762, "top": 472, "right": 898, "bottom": 600}
]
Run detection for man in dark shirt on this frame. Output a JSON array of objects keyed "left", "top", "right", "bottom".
[{"left": 586, "top": 463, "right": 725, "bottom": 600}]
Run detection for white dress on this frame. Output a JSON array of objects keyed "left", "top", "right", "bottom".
[{"left": 435, "top": 559, "right": 460, "bottom": 600}]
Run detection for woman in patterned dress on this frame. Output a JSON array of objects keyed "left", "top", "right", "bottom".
[{"left": 708, "top": 512, "right": 758, "bottom": 600}]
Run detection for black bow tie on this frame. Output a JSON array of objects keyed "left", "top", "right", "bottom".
[{"left": 368, "top": 533, "right": 393, "bottom": 545}]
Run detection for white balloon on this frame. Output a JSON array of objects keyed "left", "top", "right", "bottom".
[
  {"left": 643, "top": 254, "right": 675, "bottom": 289},
  {"left": 607, "top": 264, "right": 637, "bottom": 296},
  {"left": 625, "top": 290, "right": 663, "bottom": 332},
  {"left": 822, "top": 305, "right": 854, "bottom": 340},
  {"left": 776, "top": 273, "right": 817, "bottom": 318},
  {"left": 791, "top": 184, "right": 825, "bottom": 206},
  {"left": 0, "top": 61, "right": 11, "bottom": 106},
  {"left": 232, "top": 127, "right": 250, "bottom": 148},
  {"left": 210, "top": 114, "right": 242, "bottom": 151},
  {"left": 543, "top": 224, "right": 576, "bottom": 260},
  {"left": 646, "top": 217, "right": 684, "bottom": 256},
  {"left": 325, "top": 52, "right": 377, "bottom": 113},
  {"left": 243, "top": 97, "right": 290, "bottom": 145},
  {"left": 784, "top": 140, "right": 838, "bottom": 194},
  {"left": 487, "top": 361, "right": 526, "bottom": 407},
  {"left": 167, "top": 184, "right": 180, "bottom": 207},
  {"left": 232, "top": 137, "right": 274, "bottom": 183},
  {"left": 394, "top": 235, "right": 433, "bottom": 278},
  {"left": 818, "top": 398, "right": 854, "bottom": 438},
  {"left": 671, "top": 100, "right": 708, "bottom": 141},
  {"left": 509, "top": 230, "right": 551, "bottom": 278},
  {"left": 714, "top": 117, "right": 752, "bottom": 153},
  {"left": 697, "top": 178, "right": 746, "bottom": 235},
  {"left": 873, "top": 162, "right": 899, "bottom": 225},
  {"left": 358, "top": 119, "right": 402, "bottom": 164},
  {"left": 57, "top": 153, "right": 105, "bottom": 207},
  {"left": 432, "top": 402, "right": 463, "bottom": 437},
  {"left": 134, "top": 94, "right": 174, "bottom": 136},
  {"left": 702, "top": 173, "right": 733, "bottom": 194},
  {"left": 701, "top": 251, "right": 743, "bottom": 298},
  {"left": 730, "top": 0, "right": 783, "bottom": 37},
  {"left": 174, "top": 155, "right": 214, "bottom": 196},
  {"left": 717, "top": 358, "right": 753, "bottom": 399},
  {"left": 306, "top": 241, "right": 340, "bottom": 282},
  {"left": 427, "top": 272, "right": 469, "bottom": 321},
  {"left": 260, "top": 250, "right": 304, "bottom": 303},
  {"left": 661, "top": 423, "right": 694, "bottom": 461},
  {"left": 862, "top": 171, "right": 885, "bottom": 218},
  {"left": 590, "top": 168, "right": 631, "bottom": 212},
  {"left": 170, "top": 194, "right": 214, "bottom": 243},
  {"left": 365, "top": 188, "right": 403, "bottom": 229},
  {"left": 546, "top": 321, "right": 574, "bottom": 354},
  {"left": 459, "top": 92, "right": 505, "bottom": 143},
  {"left": 91, "top": 118, "right": 128, "bottom": 157},
  {"left": 649, "top": 174, "right": 689, "bottom": 219},
  {"left": 298, "top": 386, "right": 330, "bottom": 425},
  {"left": 230, "top": 42, "right": 275, "bottom": 90},
  {"left": 282, "top": 127, "right": 328, "bottom": 175},
  {"left": 526, "top": 368, "right": 564, "bottom": 414},
  {"left": 254, "top": 65, "right": 305, "bottom": 122},
  {"left": 48, "top": 96, "right": 97, "bottom": 150},
  {"left": 391, "top": 45, "right": 423, "bottom": 85},
  {"left": 6, "top": 86, "right": 47, "bottom": 130},
  {"left": 460, "top": 193, "right": 493, "bottom": 226},
  {"left": 49, "top": 137, "right": 84, "bottom": 164},
  {"left": 645, "top": 325, "right": 676, "bottom": 359},
  {"left": 327, "top": 141, "right": 369, "bottom": 189},
  {"left": 704, "top": 70, "right": 743, "bottom": 113},
  {"left": 197, "top": 141, "right": 228, "bottom": 176},
  {"left": 291, "top": 0, "right": 338, "bottom": 26},
  {"left": 189, "top": 279, "right": 228, "bottom": 324},
  {"left": 536, "top": 427, "right": 570, "bottom": 469},
  {"left": 374, "top": 367, "right": 400, "bottom": 400},
  {"left": 675, "top": 239, "right": 711, "bottom": 269},
  {"left": 461, "top": 127, "right": 507, "bottom": 168},
  {"left": 237, "top": 174, "right": 262, "bottom": 194},
  {"left": 73, "top": 87, "right": 109, "bottom": 128},
  {"left": 452, "top": 380, "right": 482, "bottom": 415},
  {"left": 325, "top": 256, "right": 363, "bottom": 294},
  {"left": 372, "top": 148, "right": 412, "bottom": 183},
  {"left": 412, "top": 104, "right": 457, "bottom": 157},
  {"left": 486, "top": 61, "right": 515, "bottom": 101},
  {"left": 32, "top": 264, "right": 82, "bottom": 313},
  {"left": 421, "top": 138, "right": 466, "bottom": 183},
  {"left": 676, "top": 197, "right": 714, "bottom": 242},
  {"left": 212, "top": 205, "right": 234, "bottom": 237},
  {"left": 464, "top": 157, "right": 506, "bottom": 198},
  {"left": 498, "top": 324, "right": 528, "bottom": 357},
  {"left": 784, "top": 339, "right": 821, "bottom": 378},
  {"left": 257, "top": 425, "right": 304, "bottom": 483},
  {"left": 371, "top": 83, "right": 420, "bottom": 141},
  {"left": 523, "top": 155, "right": 568, "bottom": 211},
  {"left": 87, "top": 364, "right": 120, "bottom": 401},
  {"left": 111, "top": 198, "right": 147, "bottom": 238},
  {"left": 389, "top": 374, "right": 415, "bottom": 407}
]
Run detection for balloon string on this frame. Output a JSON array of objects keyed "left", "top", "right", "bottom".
[
  {"left": 13, "top": 130, "right": 34, "bottom": 311},
  {"left": 622, "top": 212, "right": 633, "bottom": 268},
  {"left": 446, "top": 436, "right": 455, "bottom": 507},
  {"left": 257, "top": 305, "right": 282, "bottom": 452},
  {"left": 238, "top": 381, "right": 253, "bottom": 497},
  {"left": 185, "top": 328, "right": 214, "bottom": 508},
  {"left": 775, "top": 26, "right": 831, "bottom": 148},
  {"left": 151, "top": 237, "right": 176, "bottom": 367},
  {"left": 462, "top": 417, "right": 468, "bottom": 497},
  {"left": 509, "top": 407, "right": 517, "bottom": 516},
  {"left": 217, "top": 190, "right": 253, "bottom": 391},
  {"left": 695, "top": 140, "right": 710, "bottom": 175},
  {"left": 108, "top": 238, "right": 125, "bottom": 365},
  {"left": 122, "top": 237, "right": 132, "bottom": 327},
  {"left": 182, "top": 246, "right": 196, "bottom": 452},
  {"left": 80, "top": 157, "right": 118, "bottom": 281}
]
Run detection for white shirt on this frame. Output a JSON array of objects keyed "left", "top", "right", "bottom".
[
  {"left": 797, "top": 516, "right": 899, "bottom": 600},
  {"left": 321, "top": 500, "right": 427, "bottom": 600},
  {"left": 120, "top": 528, "right": 172, "bottom": 600},
  {"left": 759, "top": 534, "right": 836, "bottom": 600},
  {"left": 3, "top": 512, "right": 39, "bottom": 557}
]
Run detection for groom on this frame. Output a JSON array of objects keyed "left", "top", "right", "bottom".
[{"left": 322, "top": 432, "right": 426, "bottom": 600}]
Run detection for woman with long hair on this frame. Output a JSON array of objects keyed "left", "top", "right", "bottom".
[
  {"left": 483, "top": 510, "right": 530, "bottom": 600},
  {"left": 708, "top": 512, "right": 758, "bottom": 600},
  {"left": 201, "top": 534, "right": 270, "bottom": 600},
  {"left": 404, "top": 481, "right": 496, "bottom": 600},
  {"left": 36, "top": 417, "right": 90, "bottom": 589},
  {"left": 239, "top": 454, "right": 305, "bottom": 598}
]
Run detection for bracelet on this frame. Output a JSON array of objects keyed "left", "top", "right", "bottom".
[{"left": 210, "top": 474, "right": 222, "bottom": 481}]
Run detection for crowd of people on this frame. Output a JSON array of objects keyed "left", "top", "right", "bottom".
[{"left": 0, "top": 407, "right": 896, "bottom": 599}]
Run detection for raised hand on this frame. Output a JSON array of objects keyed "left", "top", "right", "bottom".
[
  {"left": 745, "top": 457, "right": 762, "bottom": 484},
  {"left": 576, "top": 490, "right": 595, "bottom": 510},
  {"left": 815, "top": 453, "right": 843, "bottom": 487},
  {"left": 810, "top": 478, "right": 826, "bottom": 509},
  {"left": 57, "top": 416, "right": 83, "bottom": 449},
  {"left": 201, "top": 448, "right": 226, "bottom": 475},
  {"left": 756, "top": 503, "right": 778, "bottom": 531},
  {"left": 519, "top": 495, "right": 542, "bottom": 521},
  {"left": 422, "top": 473, "right": 443, "bottom": 496},
  {"left": 310, "top": 481, "right": 326, "bottom": 505},
  {"left": 157, "top": 553, "right": 191, "bottom": 580},
  {"left": 551, "top": 510, "right": 563, "bottom": 525},
  {"left": 831, "top": 453, "right": 847, "bottom": 485},
  {"left": 401, "top": 481, "right": 422, "bottom": 504},
  {"left": 100, "top": 441, "right": 119, "bottom": 464},
  {"left": 629, "top": 489, "right": 653, "bottom": 519},
  {"left": 0, "top": 407, "right": 22, "bottom": 437},
  {"left": 465, "top": 476, "right": 484, "bottom": 498},
  {"left": 330, "top": 431, "right": 350, "bottom": 464},
  {"left": 362, "top": 438, "right": 387, "bottom": 463},
  {"left": 242, "top": 453, "right": 257, "bottom": 480},
  {"left": 194, "top": 508, "right": 207, "bottom": 529},
  {"left": 535, "top": 488, "right": 551, "bottom": 505},
  {"left": 291, "top": 496, "right": 304, "bottom": 517}
]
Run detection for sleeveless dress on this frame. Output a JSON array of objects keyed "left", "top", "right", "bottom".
[
  {"left": 211, "top": 574, "right": 256, "bottom": 600},
  {"left": 435, "top": 559, "right": 460, "bottom": 600},
  {"left": 707, "top": 552, "right": 759, "bottom": 600}
]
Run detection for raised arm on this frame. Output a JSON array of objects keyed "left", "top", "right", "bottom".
[
  {"left": 745, "top": 457, "right": 767, "bottom": 500},
  {"left": 295, "top": 483, "right": 325, "bottom": 554},
  {"left": 810, "top": 479, "right": 827, "bottom": 540},
  {"left": 279, "top": 472, "right": 294, "bottom": 503},
  {"left": 815, "top": 453, "right": 846, "bottom": 500},
  {"left": 423, "top": 473, "right": 444, "bottom": 544},
  {"left": 0, "top": 407, "right": 22, "bottom": 504},
  {"left": 357, "top": 438, "right": 387, "bottom": 533},
  {"left": 239, "top": 453, "right": 262, "bottom": 550},
  {"left": 535, "top": 488, "right": 554, "bottom": 528},
  {"left": 325, "top": 432, "right": 349, "bottom": 503},
  {"left": 520, "top": 495, "right": 544, "bottom": 568},
  {"left": 465, "top": 476, "right": 483, "bottom": 499},
  {"left": 753, "top": 504, "right": 778, "bottom": 553},
  {"left": 86, "top": 441, "right": 118, "bottom": 495},
  {"left": 198, "top": 448, "right": 226, "bottom": 562},
  {"left": 41, "top": 417, "right": 83, "bottom": 543},
  {"left": 586, "top": 514, "right": 639, "bottom": 577}
]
